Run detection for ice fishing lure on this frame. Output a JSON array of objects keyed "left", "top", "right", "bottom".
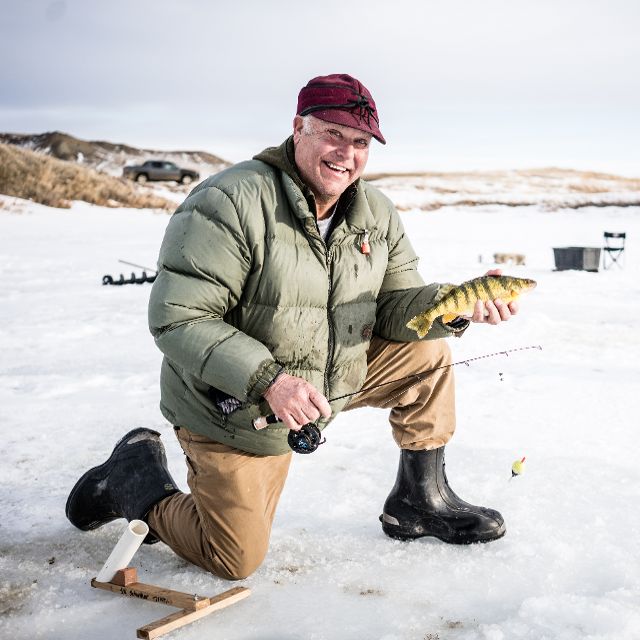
[{"left": 511, "top": 456, "right": 526, "bottom": 477}]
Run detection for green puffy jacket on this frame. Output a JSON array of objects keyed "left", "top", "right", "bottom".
[{"left": 148, "top": 138, "right": 459, "bottom": 455}]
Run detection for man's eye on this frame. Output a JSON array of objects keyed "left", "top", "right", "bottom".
[
  {"left": 355, "top": 140, "right": 370, "bottom": 149},
  {"left": 328, "top": 130, "right": 342, "bottom": 139}
]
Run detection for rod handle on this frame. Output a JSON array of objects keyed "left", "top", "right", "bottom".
[{"left": 252, "top": 414, "right": 281, "bottom": 430}]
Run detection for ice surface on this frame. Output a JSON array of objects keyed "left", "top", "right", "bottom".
[{"left": 1, "top": 195, "right": 639, "bottom": 639}]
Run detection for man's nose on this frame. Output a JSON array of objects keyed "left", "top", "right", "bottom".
[{"left": 334, "top": 140, "right": 355, "bottom": 160}]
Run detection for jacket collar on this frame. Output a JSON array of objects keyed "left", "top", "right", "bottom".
[{"left": 254, "top": 137, "right": 310, "bottom": 197}]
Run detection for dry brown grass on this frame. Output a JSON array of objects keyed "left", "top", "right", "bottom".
[
  {"left": 0, "top": 143, "right": 174, "bottom": 210},
  {"left": 365, "top": 167, "right": 640, "bottom": 187}
]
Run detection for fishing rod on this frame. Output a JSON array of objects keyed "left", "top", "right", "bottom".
[{"left": 255, "top": 344, "right": 543, "bottom": 453}]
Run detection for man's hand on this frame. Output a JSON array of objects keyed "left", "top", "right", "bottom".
[
  {"left": 263, "top": 372, "right": 332, "bottom": 431},
  {"left": 468, "top": 269, "right": 519, "bottom": 325}
]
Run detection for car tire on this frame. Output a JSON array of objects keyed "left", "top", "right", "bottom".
[
  {"left": 181, "top": 175, "right": 193, "bottom": 185},
  {"left": 136, "top": 174, "right": 148, "bottom": 184}
]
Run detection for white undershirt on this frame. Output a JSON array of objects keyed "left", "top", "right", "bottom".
[
  {"left": 316, "top": 214, "right": 334, "bottom": 240},
  {"left": 316, "top": 202, "right": 338, "bottom": 241}
]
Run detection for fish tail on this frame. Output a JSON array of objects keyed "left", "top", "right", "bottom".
[{"left": 406, "top": 310, "right": 436, "bottom": 338}]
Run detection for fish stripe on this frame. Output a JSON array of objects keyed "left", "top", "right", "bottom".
[
  {"left": 453, "top": 287, "right": 464, "bottom": 309},
  {"left": 462, "top": 283, "right": 472, "bottom": 307},
  {"left": 481, "top": 277, "right": 495, "bottom": 300},
  {"left": 470, "top": 279, "right": 483, "bottom": 300}
]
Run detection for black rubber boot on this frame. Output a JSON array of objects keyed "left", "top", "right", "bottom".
[
  {"left": 65, "top": 428, "right": 179, "bottom": 543},
  {"left": 380, "top": 447, "right": 505, "bottom": 544}
]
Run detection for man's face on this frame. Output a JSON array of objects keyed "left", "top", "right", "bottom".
[{"left": 293, "top": 115, "right": 371, "bottom": 205}]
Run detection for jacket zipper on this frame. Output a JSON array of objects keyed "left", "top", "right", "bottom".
[
  {"left": 324, "top": 246, "right": 335, "bottom": 399},
  {"left": 304, "top": 212, "right": 335, "bottom": 399}
]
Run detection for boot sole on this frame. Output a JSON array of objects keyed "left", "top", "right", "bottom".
[
  {"left": 65, "top": 427, "right": 161, "bottom": 530},
  {"left": 380, "top": 514, "right": 506, "bottom": 545}
]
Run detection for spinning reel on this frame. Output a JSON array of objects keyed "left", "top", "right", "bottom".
[
  {"left": 287, "top": 423, "right": 325, "bottom": 454},
  {"left": 253, "top": 414, "right": 326, "bottom": 454}
]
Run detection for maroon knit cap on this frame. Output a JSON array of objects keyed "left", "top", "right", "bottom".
[{"left": 296, "top": 73, "right": 386, "bottom": 144}]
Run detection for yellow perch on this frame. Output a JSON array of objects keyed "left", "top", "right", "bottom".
[{"left": 407, "top": 275, "right": 537, "bottom": 338}]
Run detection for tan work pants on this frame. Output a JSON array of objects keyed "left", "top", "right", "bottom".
[{"left": 147, "top": 336, "right": 455, "bottom": 579}]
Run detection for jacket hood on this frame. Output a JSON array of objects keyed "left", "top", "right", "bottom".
[{"left": 253, "top": 137, "right": 309, "bottom": 194}]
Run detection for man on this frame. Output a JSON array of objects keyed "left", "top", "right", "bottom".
[{"left": 66, "top": 74, "right": 518, "bottom": 581}]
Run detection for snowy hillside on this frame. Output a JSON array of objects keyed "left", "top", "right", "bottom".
[
  {"left": 2, "top": 131, "right": 640, "bottom": 213},
  {"left": 0, "top": 131, "right": 231, "bottom": 182},
  {"left": 1, "top": 191, "right": 639, "bottom": 639}
]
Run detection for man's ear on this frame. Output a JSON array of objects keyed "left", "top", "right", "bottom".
[{"left": 293, "top": 115, "right": 304, "bottom": 142}]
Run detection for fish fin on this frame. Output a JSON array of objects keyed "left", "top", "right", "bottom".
[
  {"left": 434, "top": 283, "right": 456, "bottom": 303},
  {"left": 441, "top": 312, "right": 458, "bottom": 324}
]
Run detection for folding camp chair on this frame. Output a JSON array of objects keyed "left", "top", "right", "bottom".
[{"left": 602, "top": 232, "right": 626, "bottom": 269}]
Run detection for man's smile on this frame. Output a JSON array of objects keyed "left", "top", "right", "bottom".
[{"left": 324, "top": 160, "right": 350, "bottom": 174}]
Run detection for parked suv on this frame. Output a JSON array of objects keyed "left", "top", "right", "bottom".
[{"left": 123, "top": 160, "right": 199, "bottom": 185}]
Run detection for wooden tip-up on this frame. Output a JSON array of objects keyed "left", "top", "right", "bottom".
[{"left": 91, "top": 568, "right": 251, "bottom": 639}]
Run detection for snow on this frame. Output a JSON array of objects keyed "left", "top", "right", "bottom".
[{"left": 1, "top": 194, "right": 639, "bottom": 640}]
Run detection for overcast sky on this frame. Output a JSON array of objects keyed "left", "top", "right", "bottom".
[{"left": 2, "top": 0, "right": 639, "bottom": 174}]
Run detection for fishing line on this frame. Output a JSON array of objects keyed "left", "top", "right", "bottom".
[
  {"left": 255, "top": 344, "right": 543, "bottom": 445},
  {"left": 331, "top": 344, "right": 543, "bottom": 405}
]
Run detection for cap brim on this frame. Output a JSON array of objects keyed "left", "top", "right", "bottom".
[{"left": 310, "top": 109, "right": 386, "bottom": 145}]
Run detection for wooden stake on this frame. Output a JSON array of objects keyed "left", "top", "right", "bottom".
[{"left": 136, "top": 587, "right": 250, "bottom": 639}]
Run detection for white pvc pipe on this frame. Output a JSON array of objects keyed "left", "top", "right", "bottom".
[{"left": 96, "top": 519, "right": 149, "bottom": 583}]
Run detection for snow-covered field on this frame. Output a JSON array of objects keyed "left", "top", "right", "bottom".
[{"left": 1, "top": 194, "right": 639, "bottom": 640}]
